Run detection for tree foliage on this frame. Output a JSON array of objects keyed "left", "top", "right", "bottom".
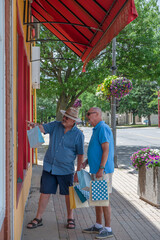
[
  {"left": 79, "top": 87, "right": 110, "bottom": 120},
  {"left": 36, "top": 97, "right": 57, "bottom": 123},
  {"left": 36, "top": 0, "right": 160, "bottom": 121},
  {"left": 118, "top": 80, "right": 158, "bottom": 125},
  {"left": 37, "top": 27, "right": 112, "bottom": 120},
  {"left": 116, "top": 0, "right": 160, "bottom": 83}
]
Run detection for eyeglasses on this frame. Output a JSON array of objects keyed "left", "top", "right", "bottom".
[
  {"left": 87, "top": 112, "right": 97, "bottom": 116},
  {"left": 63, "top": 115, "right": 69, "bottom": 120}
]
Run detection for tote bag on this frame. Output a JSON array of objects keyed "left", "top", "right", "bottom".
[
  {"left": 69, "top": 186, "right": 89, "bottom": 209},
  {"left": 89, "top": 179, "right": 109, "bottom": 207},
  {"left": 74, "top": 185, "right": 89, "bottom": 203},
  {"left": 77, "top": 169, "right": 91, "bottom": 191},
  {"left": 27, "top": 126, "right": 45, "bottom": 148}
]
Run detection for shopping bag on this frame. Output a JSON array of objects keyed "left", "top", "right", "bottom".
[
  {"left": 89, "top": 179, "right": 109, "bottom": 206},
  {"left": 74, "top": 184, "right": 89, "bottom": 203},
  {"left": 27, "top": 126, "right": 45, "bottom": 148},
  {"left": 77, "top": 169, "right": 92, "bottom": 191},
  {"left": 69, "top": 186, "right": 89, "bottom": 209},
  {"left": 69, "top": 186, "right": 76, "bottom": 209}
]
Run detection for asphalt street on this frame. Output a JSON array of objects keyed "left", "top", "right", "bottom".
[
  {"left": 116, "top": 127, "right": 160, "bottom": 147},
  {"left": 79, "top": 126, "right": 160, "bottom": 170},
  {"left": 38, "top": 126, "right": 160, "bottom": 170}
]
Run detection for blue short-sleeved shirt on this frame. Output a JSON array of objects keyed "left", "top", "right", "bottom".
[
  {"left": 88, "top": 121, "right": 114, "bottom": 174},
  {"left": 42, "top": 121, "right": 84, "bottom": 175}
]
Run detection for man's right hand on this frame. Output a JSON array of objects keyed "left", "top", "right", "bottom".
[
  {"left": 26, "top": 121, "right": 45, "bottom": 133},
  {"left": 26, "top": 121, "right": 36, "bottom": 128}
]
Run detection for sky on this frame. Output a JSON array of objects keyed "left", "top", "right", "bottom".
[{"left": 158, "top": 0, "right": 160, "bottom": 7}]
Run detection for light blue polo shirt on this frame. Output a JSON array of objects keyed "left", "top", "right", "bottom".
[
  {"left": 42, "top": 121, "right": 84, "bottom": 175},
  {"left": 88, "top": 121, "right": 114, "bottom": 174}
]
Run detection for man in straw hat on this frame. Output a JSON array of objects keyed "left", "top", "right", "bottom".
[{"left": 27, "top": 107, "right": 84, "bottom": 230}]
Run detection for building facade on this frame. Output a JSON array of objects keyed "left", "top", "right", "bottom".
[
  {"left": 0, "top": 1, "right": 33, "bottom": 239},
  {"left": 102, "top": 112, "right": 158, "bottom": 126}
]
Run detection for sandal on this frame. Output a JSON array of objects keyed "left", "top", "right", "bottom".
[
  {"left": 27, "top": 218, "right": 43, "bottom": 229},
  {"left": 67, "top": 219, "right": 75, "bottom": 229}
]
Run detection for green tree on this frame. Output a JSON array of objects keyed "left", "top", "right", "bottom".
[
  {"left": 37, "top": 27, "right": 112, "bottom": 120},
  {"left": 36, "top": 97, "right": 57, "bottom": 123},
  {"left": 115, "top": 0, "right": 160, "bottom": 83},
  {"left": 36, "top": 0, "right": 160, "bottom": 121},
  {"left": 79, "top": 87, "right": 110, "bottom": 123},
  {"left": 118, "top": 80, "right": 158, "bottom": 125}
]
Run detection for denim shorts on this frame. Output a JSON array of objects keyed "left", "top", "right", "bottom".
[{"left": 40, "top": 170, "right": 74, "bottom": 195}]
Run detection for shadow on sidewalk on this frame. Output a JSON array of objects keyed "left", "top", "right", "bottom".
[
  {"left": 117, "top": 145, "right": 159, "bottom": 169},
  {"left": 22, "top": 164, "right": 160, "bottom": 240},
  {"left": 22, "top": 143, "right": 160, "bottom": 240}
]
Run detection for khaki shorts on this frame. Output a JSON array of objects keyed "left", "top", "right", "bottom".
[{"left": 91, "top": 173, "right": 113, "bottom": 194}]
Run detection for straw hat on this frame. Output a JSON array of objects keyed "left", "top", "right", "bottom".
[{"left": 60, "top": 107, "right": 81, "bottom": 122}]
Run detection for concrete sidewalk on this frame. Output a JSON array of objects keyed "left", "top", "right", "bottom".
[{"left": 22, "top": 131, "right": 160, "bottom": 240}]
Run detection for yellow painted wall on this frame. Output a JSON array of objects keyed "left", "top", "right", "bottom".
[{"left": 13, "top": 1, "right": 33, "bottom": 239}]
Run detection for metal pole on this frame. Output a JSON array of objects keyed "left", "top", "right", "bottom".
[{"left": 111, "top": 38, "right": 118, "bottom": 168}]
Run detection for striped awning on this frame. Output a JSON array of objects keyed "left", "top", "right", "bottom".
[{"left": 30, "top": 0, "right": 138, "bottom": 71}]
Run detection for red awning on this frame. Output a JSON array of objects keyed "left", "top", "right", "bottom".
[{"left": 31, "top": 0, "right": 138, "bottom": 71}]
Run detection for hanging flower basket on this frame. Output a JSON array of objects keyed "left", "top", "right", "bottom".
[
  {"left": 110, "top": 77, "right": 132, "bottom": 100},
  {"left": 96, "top": 76, "right": 132, "bottom": 101}
]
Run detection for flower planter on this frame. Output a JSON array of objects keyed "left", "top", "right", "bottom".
[{"left": 138, "top": 165, "right": 160, "bottom": 208}]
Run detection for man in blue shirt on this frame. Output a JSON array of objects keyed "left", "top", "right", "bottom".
[
  {"left": 27, "top": 107, "right": 84, "bottom": 230},
  {"left": 82, "top": 107, "right": 114, "bottom": 239}
]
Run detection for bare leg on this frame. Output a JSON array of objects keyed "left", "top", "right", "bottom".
[
  {"left": 36, "top": 193, "right": 50, "bottom": 219},
  {"left": 103, "top": 205, "right": 111, "bottom": 227},
  {"left": 65, "top": 195, "right": 74, "bottom": 228},
  {"left": 95, "top": 206, "right": 103, "bottom": 225},
  {"left": 27, "top": 193, "right": 50, "bottom": 227}
]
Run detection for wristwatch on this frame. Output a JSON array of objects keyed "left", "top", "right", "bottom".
[{"left": 99, "top": 166, "right": 105, "bottom": 169}]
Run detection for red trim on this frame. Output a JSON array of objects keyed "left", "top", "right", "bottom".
[
  {"left": 23, "top": 56, "right": 27, "bottom": 169},
  {"left": 17, "top": 36, "right": 24, "bottom": 181},
  {"left": 28, "top": 65, "right": 31, "bottom": 163}
]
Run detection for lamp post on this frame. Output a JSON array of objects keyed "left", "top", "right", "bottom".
[{"left": 111, "top": 38, "right": 118, "bottom": 168}]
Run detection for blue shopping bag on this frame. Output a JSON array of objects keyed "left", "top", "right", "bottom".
[
  {"left": 77, "top": 169, "right": 91, "bottom": 191},
  {"left": 89, "top": 179, "right": 109, "bottom": 206},
  {"left": 91, "top": 179, "right": 108, "bottom": 201},
  {"left": 74, "top": 184, "right": 90, "bottom": 203},
  {"left": 27, "top": 126, "right": 45, "bottom": 148}
]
